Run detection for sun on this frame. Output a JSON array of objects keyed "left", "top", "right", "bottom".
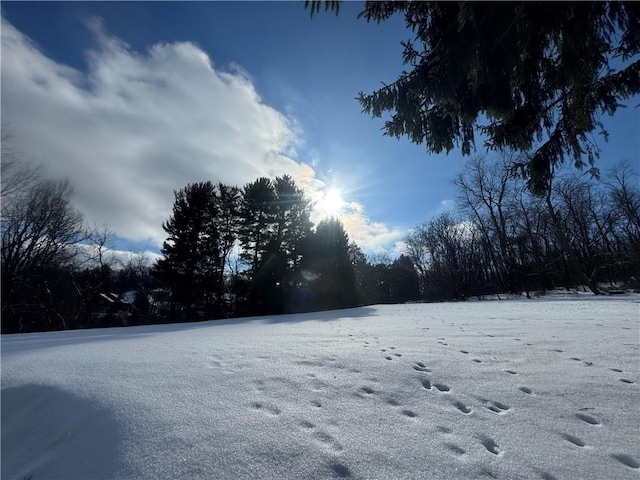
[{"left": 315, "top": 187, "right": 345, "bottom": 217}]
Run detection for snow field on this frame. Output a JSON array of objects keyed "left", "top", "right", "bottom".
[{"left": 2, "top": 296, "right": 639, "bottom": 479}]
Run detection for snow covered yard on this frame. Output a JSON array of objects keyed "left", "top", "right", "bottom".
[{"left": 2, "top": 296, "right": 639, "bottom": 480}]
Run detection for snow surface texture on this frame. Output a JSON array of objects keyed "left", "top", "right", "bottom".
[{"left": 2, "top": 296, "right": 639, "bottom": 480}]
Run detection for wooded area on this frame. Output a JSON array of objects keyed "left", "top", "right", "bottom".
[{"left": 3, "top": 145, "right": 637, "bottom": 334}]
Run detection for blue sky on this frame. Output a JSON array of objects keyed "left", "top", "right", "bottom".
[{"left": 2, "top": 2, "right": 638, "bottom": 259}]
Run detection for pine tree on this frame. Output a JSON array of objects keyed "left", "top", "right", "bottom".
[
  {"left": 307, "top": 1, "right": 640, "bottom": 194},
  {"left": 154, "top": 182, "right": 219, "bottom": 320},
  {"left": 300, "top": 218, "right": 358, "bottom": 311},
  {"left": 239, "top": 178, "right": 277, "bottom": 275}
]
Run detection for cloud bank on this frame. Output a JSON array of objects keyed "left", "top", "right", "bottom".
[{"left": 1, "top": 17, "right": 404, "bottom": 255}]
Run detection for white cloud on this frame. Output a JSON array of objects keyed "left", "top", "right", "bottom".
[{"left": 1, "top": 17, "right": 404, "bottom": 254}]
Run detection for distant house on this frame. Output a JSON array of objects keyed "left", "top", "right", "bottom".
[{"left": 91, "top": 291, "right": 151, "bottom": 328}]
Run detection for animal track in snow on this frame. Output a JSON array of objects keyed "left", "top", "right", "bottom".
[
  {"left": 394, "top": 353, "right": 402, "bottom": 357},
  {"left": 436, "top": 425, "right": 452, "bottom": 434},
  {"left": 300, "top": 420, "right": 315, "bottom": 429},
  {"left": 401, "top": 409, "right": 417, "bottom": 418},
  {"left": 481, "top": 437, "right": 501, "bottom": 455},
  {"left": 385, "top": 356, "right": 393, "bottom": 361},
  {"left": 570, "top": 357, "right": 582, "bottom": 361},
  {"left": 539, "top": 471, "right": 559, "bottom": 480},
  {"left": 329, "top": 461, "right": 352, "bottom": 478},
  {"left": 504, "top": 370, "right": 518, "bottom": 375},
  {"left": 620, "top": 378, "right": 635, "bottom": 384},
  {"left": 472, "top": 359, "right": 482, "bottom": 363},
  {"left": 360, "top": 386, "right": 375, "bottom": 395},
  {"left": 486, "top": 401, "right": 510, "bottom": 414},
  {"left": 610, "top": 368, "right": 623, "bottom": 373},
  {"left": 413, "top": 362, "right": 431, "bottom": 372},
  {"left": 562, "top": 433, "right": 586, "bottom": 447},
  {"left": 314, "top": 431, "right": 343, "bottom": 451},
  {"left": 434, "top": 383, "right": 451, "bottom": 392},
  {"left": 444, "top": 443, "right": 466, "bottom": 455},
  {"left": 460, "top": 350, "right": 469, "bottom": 354},
  {"left": 453, "top": 401, "right": 472, "bottom": 414},
  {"left": 387, "top": 398, "right": 401, "bottom": 406},
  {"left": 250, "top": 401, "right": 281, "bottom": 416},
  {"left": 611, "top": 453, "right": 640, "bottom": 469},
  {"left": 421, "top": 378, "right": 432, "bottom": 390},
  {"left": 575, "top": 413, "right": 600, "bottom": 425},
  {"left": 518, "top": 386, "right": 534, "bottom": 395}
]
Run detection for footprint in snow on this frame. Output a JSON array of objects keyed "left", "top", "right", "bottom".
[
  {"left": 453, "top": 400, "right": 472, "bottom": 414},
  {"left": 539, "top": 471, "right": 560, "bottom": 480},
  {"left": 444, "top": 443, "right": 466, "bottom": 455},
  {"left": 480, "top": 437, "right": 501, "bottom": 455},
  {"left": 486, "top": 401, "right": 510, "bottom": 414},
  {"left": 314, "top": 431, "right": 343, "bottom": 451},
  {"left": 250, "top": 401, "right": 281, "bottom": 416},
  {"left": 575, "top": 413, "right": 600, "bottom": 425},
  {"left": 611, "top": 453, "right": 640, "bottom": 469},
  {"left": 300, "top": 420, "right": 315, "bottom": 429},
  {"left": 413, "top": 362, "right": 431, "bottom": 373},
  {"left": 329, "top": 461, "right": 352, "bottom": 478},
  {"left": 562, "top": 433, "right": 587, "bottom": 447}
]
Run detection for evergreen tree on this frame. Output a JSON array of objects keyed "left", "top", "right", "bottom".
[
  {"left": 154, "top": 182, "right": 219, "bottom": 320},
  {"left": 239, "top": 178, "right": 277, "bottom": 275},
  {"left": 214, "top": 183, "right": 241, "bottom": 314},
  {"left": 389, "top": 255, "right": 421, "bottom": 303},
  {"left": 307, "top": 1, "right": 640, "bottom": 194},
  {"left": 273, "top": 175, "right": 313, "bottom": 270},
  {"left": 300, "top": 218, "right": 358, "bottom": 311},
  {"left": 238, "top": 176, "right": 312, "bottom": 315}
]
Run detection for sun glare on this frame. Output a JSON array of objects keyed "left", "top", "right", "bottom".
[{"left": 316, "top": 187, "right": 345, "bottom": 217}]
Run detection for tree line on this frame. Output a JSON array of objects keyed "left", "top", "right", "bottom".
[
  {"left": 405, "top": 155, "right": 640, "bottom": 301},
  {"left": 0, "top": 152, "right": 420, "bottom": 333},
  {"left": 3, "top": 149, "right": 637, "bottom": 333}
]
